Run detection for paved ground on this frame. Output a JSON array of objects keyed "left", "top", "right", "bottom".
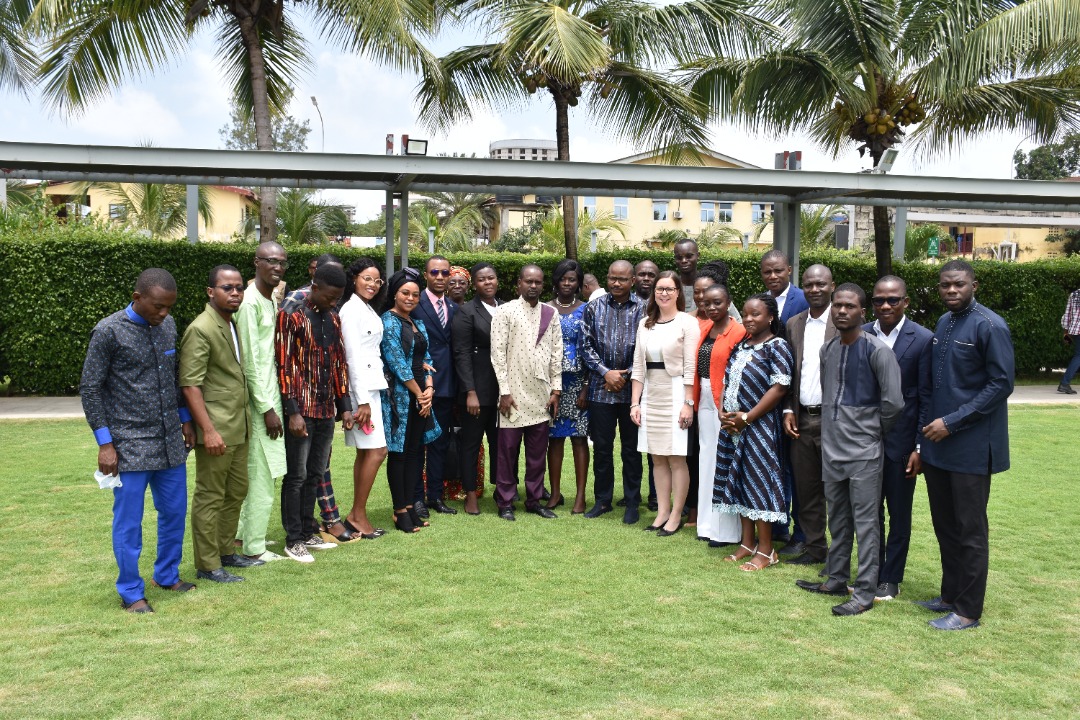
[{"left": 1, "top": 385, "right": 1078, "bottom": 420}]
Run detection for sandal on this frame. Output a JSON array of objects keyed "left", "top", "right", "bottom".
[
  {"left": 724, "top": 544, "right": 756, "bottom": 563},
  {"left": 407, "top": 506, "right": 430, "bottom": 528},
  {"left": 321, "top": 521, "right": 358, "bottom": 543},
  {"left": 343, "top": 518, "right": 386, "bottom": 540},
  {"left": 394, "top": 511, "right": 419, "bottom": 534},
  {"left": 740, "top": 549, "right": 779, "bottom": 572}
]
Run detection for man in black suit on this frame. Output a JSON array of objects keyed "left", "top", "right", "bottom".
[
  {"left": 452, "top": 262, "right": 501, "bottom": 515},
  {"left": 863, "top": 276, "right": 933, "bottom": 603},
  {"left": 918, "top": 260, "right": 1013, "bottom": 631},
  {"left": 411, "top": 255, "right": 459, "bottom": 516}
]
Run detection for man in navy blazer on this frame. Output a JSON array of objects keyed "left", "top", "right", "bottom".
[
  {"left": 918, "top": 260, "right": 1013, "bottom": 631},
  {"left": 761, "top": 250, "right": 810, "bottom": 328},
  {"left": 411, "top": 255, "right": 459, "bottom": 516},
  {"left": 863, "top": 276, "right": 933, "bottom": 603}
]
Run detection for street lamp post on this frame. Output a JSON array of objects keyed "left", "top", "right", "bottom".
[
  {"left": 311, "top": 96, "right": 325, "bottom": 153},
  {"left": 1011, "top": 131, "right": 1039, "bottom": 178}
]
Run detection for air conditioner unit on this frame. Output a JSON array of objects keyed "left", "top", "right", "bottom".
[{"left": 672, "top": 211, "right": 683, "bottom": 220}]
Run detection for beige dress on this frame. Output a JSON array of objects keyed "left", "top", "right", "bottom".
[{"left": 632, "top": 313, "right": 697, "bottom": 456}]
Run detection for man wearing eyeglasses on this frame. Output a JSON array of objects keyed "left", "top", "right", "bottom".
[
  {"left": 862, "top": 276, "right": 933, "bottom": 603},
  {"left": 180, "top": 265, "right": 260, "bottom": 583},
  {"left": 234, "top": 243, "right": 290, "bottom": 563},
  {"left": 410, "top": 255, "right": 460, "bottom": 516}
]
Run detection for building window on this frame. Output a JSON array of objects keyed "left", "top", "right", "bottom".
[
  {"left": 700, "top": 202, "right": 715, "bottom": 223},
  {"left": 752, "top": 203, "right": 771, "bottom": 223},
  {"left": 652, "top": 200, "right": 668, "bottom": 221},
  {"left": 583, "top": 196, "right": 596, "bottom": 218},
  {"left": 109, "top": 204, "right": 127, "bottom": 221},
  {"left": 717, "top": 202, "right": 733, "bottom": 223},
  {"left": 614, "top": 197, "right": 629, "bottom": 220}
]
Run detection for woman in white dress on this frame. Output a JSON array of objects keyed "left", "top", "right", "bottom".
[
  {"left": 339, "top": 258, "right": 389, "bottom": 539},
  {"left": 630, "top": 271, "right": 698, "bottom": 537}
]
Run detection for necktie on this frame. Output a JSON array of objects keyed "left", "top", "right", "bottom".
[{"left": 437, "top": 298, "right": 446, "bottom": 327}]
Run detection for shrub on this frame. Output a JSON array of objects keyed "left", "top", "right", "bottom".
[{"left": 1, "top": 231, "right": 1077, "bottom": 394}]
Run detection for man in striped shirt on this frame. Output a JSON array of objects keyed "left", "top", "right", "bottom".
[{"left": 1059, "top": 287, "right": 1080, "bottom": 394}]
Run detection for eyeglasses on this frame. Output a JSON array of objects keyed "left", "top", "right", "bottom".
[
  {"left": 214, "top": 284, "right": 244, "bottom": 293},
  {"left": 871, "top": 296, "right": 904, "bottom": 307},
  {"left": 654, "top": 287, "right": 678, "bottom": 295},
  {"left": 359, "top": 275, "right": 384, "bottom": 287},
  {"left": 429, "top": 269, "right": 451, "bottom": 277},
  {"left": 257, "top": 256, "right": 289, "bottom": 268}
]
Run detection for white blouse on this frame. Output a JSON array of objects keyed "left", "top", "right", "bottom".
[{"left": 339, "top": 295, "right": 388, "bottom": 399}]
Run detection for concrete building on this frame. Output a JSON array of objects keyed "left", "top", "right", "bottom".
[{"left": 489, "top": 139, "right": 557, "bottom": 161}]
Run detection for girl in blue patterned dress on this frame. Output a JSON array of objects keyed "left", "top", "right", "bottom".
[
  {"left": 713, "top": 293, "right": 793, "bottom": 571},
  {"left": 547, "top": 259, "right": 590, "bottom": 514}
]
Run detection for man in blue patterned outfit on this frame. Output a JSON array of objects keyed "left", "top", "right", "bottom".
[{"left": 80, "top": 268, "right": 197, "bottom": 613}]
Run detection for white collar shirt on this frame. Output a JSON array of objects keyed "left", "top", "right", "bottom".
[
  {"left": 775, "top": 282, "right": 791, "bottom": 318},
  {"left": 799, "top": 305, "right": 830, "bottom": 407},
  {"left": 872, "top": 315, "right": 906, "bottom": 350}
]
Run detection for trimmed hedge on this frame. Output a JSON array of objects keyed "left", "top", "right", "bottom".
[{"left": 2, "top": 234, "right": 1079, "bottom": 394}]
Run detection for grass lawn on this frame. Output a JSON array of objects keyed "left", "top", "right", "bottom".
[{"left": 1, "top": 407, "right": 1079, "bottom": 719}]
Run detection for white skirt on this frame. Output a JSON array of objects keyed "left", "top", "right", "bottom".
[
  {"left": 697, "top": 379, "right": 741, "bottom": 543},
  {"left": 344, "top": 389, "right": 387, "bottom": 449},
  {"left": 637, "top": 370, "right": 688, "bottom": 456}
]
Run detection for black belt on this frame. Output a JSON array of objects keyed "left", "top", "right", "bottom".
[
  {"left": 802, "top": 405, "right": 822, "bottom": 416},
  {"left": 645, "top": 361, "right": 665, "bottom": 370}
]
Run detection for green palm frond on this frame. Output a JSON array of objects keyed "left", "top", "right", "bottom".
[
  {"left": 84, "top": 181, "right": 213, "bottom": 240},
  {"left": 316, "top": 0, "right": 442, "bottom": 72},
  {"left": 213, "top": 10, "right": 312, "bottom": 118},
  {"left": 0, "top": 0, "right": 35, "bottom": 94},
  {"left": 501, "top": 1, "right": 610, "bottom": 78},
  {"left": 276, "top": 188, "right": 345, "bottom": 244},
  {"left": 415, "top": 43, "right": 524, "bottom": 132}
]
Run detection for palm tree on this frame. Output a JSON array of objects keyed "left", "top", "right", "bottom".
[
  {"left": 29, "top": 0, "right": 442, "bottom": 243},
  {"left": 416, "top": 0, "right": 768, "bottom": 259},
  {"left": 413, "top": 189, "right": 494, "bottom": 238},
  {"left": 276, "top": 188, "right": 347, "bottom": 244},
  {"left": 534, "top": 206, "right": 627, "bottom": 253},
  {"left": 408, "top": 203, "right": 483, "bottom": 253},
  {"left": 687, "top": 0, "right": 1080, "bottom": 277},
  {"left": 0, "top": 0, "right": 33, "bottom": 94},
  {"left": 750, "top": 203, "right": 843, "bottom": 248},
  {"left": 83, "top": 181, "right": 213, "bottom": 239}
]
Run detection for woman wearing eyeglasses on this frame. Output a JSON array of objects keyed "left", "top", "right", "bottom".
[
  {"left": 381, "top": 268, "right": 441, "bottom": 533},
  {"left": 630, "top": 271, "right": 699, "bottom": 537},
  {"left": 338, "top": 258, "right": 389, "bottom": 540}
]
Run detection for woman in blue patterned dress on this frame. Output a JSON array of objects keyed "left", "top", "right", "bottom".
[
  {"left": 713, "top": 293, "right": 793, "bottom": 571},
  {"left": 547, "top": 259, "right": 590, "bottom": 514}
]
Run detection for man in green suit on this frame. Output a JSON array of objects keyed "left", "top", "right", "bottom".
[{"left": 180, "top": 265, "right": 260, "bottom": 583}]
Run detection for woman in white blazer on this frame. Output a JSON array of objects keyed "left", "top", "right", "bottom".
[{"left": 338, "top": 257, "right": 390, "bottom": 539}]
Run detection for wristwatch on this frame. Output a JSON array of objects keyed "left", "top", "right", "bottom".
[
  {"left": 684, "top": 399, "right": 695, "bottom": 407},
  {"left": 741, "top": 413, "right": 750, "bottom": 425}
]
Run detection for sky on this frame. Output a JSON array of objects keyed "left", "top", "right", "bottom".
[{"left": 0, "top": 15, "right": 1034, "bottom": 222}]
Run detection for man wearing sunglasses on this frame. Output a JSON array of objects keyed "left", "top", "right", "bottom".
[
  {"left": 180, "top": 265, "right": 260, "bottom": 583},
  {"left": 410, "top": 255, "right": 460, "bottom": 516},
  {"left": 862, "top": 276, "right": 933, "bottom": 603}
]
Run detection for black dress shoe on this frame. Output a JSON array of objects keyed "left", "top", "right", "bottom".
[
  {"left": 786, "top": 552, "right": 826, "bottom": 565},
  {"left": 623, "top": 506, "right": 640, "bottom": 525},
  {"left": 528, "top": 506, "right": 557, "bottom": 519},
  {"left": 914, "top": 596, "right": 956, "bottom": 613},
  {"left": 414, "top": 500, "right": 430, "bottom": 519},
  {"left": 196, "top": 568, "right": 244, "bottom": 583},
  {"left": 795, "top": 578, "right": 849, "bottom": 596},
  {"left": 498, "top": 507, "right": 516, "bottom": 521},
  {"left": 777, "top": 540, "right": 805, "bottom": 556},
  {"left": 583, "top": 503, "right": 612, "bottom": 518},
  {"left": 221, "top": 553, "right": 265, "bottom": 568},
  {"left": 541, "top": 488, "right": 552, "bottom": 501},
  {"left": 429, "top": 498, "right": 459, "bottom": 515},
  {"left": 929, "top": 612, "right": 980, "bottom": 630},
  {"left": 616, "top": 497, "right": 627, "bottom": 507},
  {"left": 121, "top": 598, "right": 154, "bottom": 613},
  {"left": 647, "top": 498, "right": 658, "bottom": 512},
  {"left": 832, "top": 599, "right": 873, "bottom": 616}
]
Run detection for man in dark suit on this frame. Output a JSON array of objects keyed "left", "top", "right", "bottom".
[
  {"left": 452, "top": 262, "right": 501, "bottom": 515},
  {"left": 782, "top": 264, "right": 836, "bottom": 564},
  {"left": 918, "top": 260, "right": 1013, "bottom": 631},
  {"left": 761, "top": 250, "right": 810, "bottom": 327},
  {"left": 863, "top": 276, "right": 933, "bottom": 602},
  {"left": 411, "top": 255, "right": 459, "bottom": 516}
]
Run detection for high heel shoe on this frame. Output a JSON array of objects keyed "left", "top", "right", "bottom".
[
  {"left": 656, "top": 523, "right": 684, "bottom": 537},
  {"left": 407, "top": 506, "right": 430, "bottom": 528},
  {"left": 394, "top": 511, "right": 419, "bottom": 534},
  {"left": 321, "top": 521, "right": 358, "bottom": 543},
  {"left": 343, "top": 518, "right": 386, "bottom": 540}
]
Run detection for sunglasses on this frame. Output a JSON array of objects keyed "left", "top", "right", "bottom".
[
  {"left": 214, "top": 284, "right": 245, "bottom": 293},
  {"left": 871, "top": 296, "right": 904, "bottom": 307},
  {"left": 256, "top": 256, "right": 289, "bottom": 268},
  {"left": 429, "top": 269, "right": 451, "bottom": 277}
]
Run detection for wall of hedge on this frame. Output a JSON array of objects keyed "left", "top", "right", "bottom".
[{"left": 2, "top": 233, "right": 1079, "bottom": 394}]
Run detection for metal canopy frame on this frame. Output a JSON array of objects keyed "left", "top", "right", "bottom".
[{"left": 4, "top": 141, "right": 1079, "bottom": 277}]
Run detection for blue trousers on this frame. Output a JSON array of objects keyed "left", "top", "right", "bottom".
[
  {"left": 112, "top": 464, "right": 188, "bottom": 604},
  {"left": 1062, "top": 337, "right": 1080, "bottom": 385}
]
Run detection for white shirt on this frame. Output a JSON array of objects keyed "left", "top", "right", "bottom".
[
  {"left": 872, "top": 315, "right": 906, "bottom": 350},
  {"left": 480, "top": 299, "right": 497, "bottom": 316},
  {"left": 588, "top": 287, "right": 608, "bottom": 302},
  {"left": 799, "top": 306, "right": 830, "bottom": 407},
  {"left": 775, "top": 282, "right": 791, "bottom": 319},
  {"left": 229, "top": 322, "right": 241, "bottom": 364}
]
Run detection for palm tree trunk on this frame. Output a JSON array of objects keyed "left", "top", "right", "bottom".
[
  {"left": 553, "top": 90, "right": 577, "bottom": 259},
  {"left": 236, "top": 12, "right": 277, "bottom": 243},
  {"left": 872, "top": 205, "right": 892, "bottom": 278}
]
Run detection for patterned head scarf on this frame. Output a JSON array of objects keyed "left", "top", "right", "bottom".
[{"left": 449, "top": 265, "right": 471, "bottom": 283}]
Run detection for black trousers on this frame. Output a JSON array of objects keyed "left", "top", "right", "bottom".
[
  {"left": 878, "top": 456, "right": 917, "bottom": 584},
  {"left": 459, "top": 405, "right": 499, "bottom": 493},
  {"left": 413, "top": 396, "right": 454, "bottom": 504},
  {"left": 589, "top": 401, "right": 642, "bottom": 507},
  {"left": 923, "top": 461, "right": 991, "bottom": 620},
  {"left": 282, "top": 417, "right": 335, "bottom": 546},
  {"left": 790, "top": 411, "right": 826, "bottom": 558},
  {"left": 389, "top": 401, "right": 426, "bottom": 510}
]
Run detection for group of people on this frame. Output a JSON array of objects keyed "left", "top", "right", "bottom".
[{"left": 82, "top": 240, "right": 1013, "bottom": 632}]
